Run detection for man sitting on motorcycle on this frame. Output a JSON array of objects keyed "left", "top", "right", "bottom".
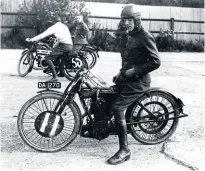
[
  {"left": 26, "top": 15, "right": 73, "bottom": 82},
  {"left": 107, "top": 4, "right": 161, "bottom": 165}
]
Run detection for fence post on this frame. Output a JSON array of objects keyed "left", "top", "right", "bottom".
[
  {"left": 170, "top": 18, "right": 175, "bottom": 31},
  {"left": 33, "top": 0, "right": 40, "bottom": 34}
]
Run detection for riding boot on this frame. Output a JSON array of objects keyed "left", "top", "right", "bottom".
[
  {"left": 57, "top": 72, "right": 64, "bottom": 77},
  {"left": 46, "top": 60, "right": 58, "bottom": 82},
  {"left": 57, "top": 58, "right": 64, "bottom": 77},
  {"left": 107, "top": 119, "right": 131, "bottom": 165}
]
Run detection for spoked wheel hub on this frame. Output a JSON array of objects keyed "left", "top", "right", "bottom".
[
  {"left": 35, "top": 111, "right": 64, "bottom": 138},
  {"left": 129, "top": 91, "right": 180, "bottom": 145},
  {"left": 138, "top": 102, "right": 168, "bottom": 134},
  {"left": 148, "top": 111, "right": 165, "bottom": 128}
]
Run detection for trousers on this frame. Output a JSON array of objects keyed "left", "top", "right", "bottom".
[
  {"left": 112, "top": 80, "right": 150, "bottom": 121},
  {"left": 45, "top": 43, "right": 73, "bottom": 60}
]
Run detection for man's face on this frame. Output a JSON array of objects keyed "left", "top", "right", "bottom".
[
  {"left": 123, "top": 18, "right": 135, "bottom": 31},
  {"left": 75, "top": 16, "right": 83, "bottom": 23}
]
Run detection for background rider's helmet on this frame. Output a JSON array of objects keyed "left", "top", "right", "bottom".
[
  {"left": 75, "top": 15, "right": 83, "bottom": 23},
  {"left": 47, "top": 15, "right": 61, "bottom": 26},
  {"left": 121, "top": 4, "right": 141, "bottom": 21}
]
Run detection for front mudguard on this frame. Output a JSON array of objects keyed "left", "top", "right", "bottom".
[
  {"left": 37, "top": 89, "right": 83, "bottom": 133},
  {"left": 21, "top": 49, "right": 29, "bottom": 55},
  {"left": 37, "top": 89, "right": 64, "bottom": 96},
  {"left": 21, "top": 49, "right": 34, "bottom": 72}
]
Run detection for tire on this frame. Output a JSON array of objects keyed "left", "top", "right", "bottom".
[
  {"left": 17, "top": 52, "right": 34, "bottom": 77},
  {"left": 61, "top": 57, "right": 88, "bottom": 81},
  {"left": 128, "top": 91, "right": 179, "bottom": 145},
  {"left": 80, "top": 50, "right": 97, "bottom": 69},
  {"left": 17, "top": 93, "right": 81, "bottom": 152}
]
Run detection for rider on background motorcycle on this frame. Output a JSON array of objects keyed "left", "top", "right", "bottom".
[
  {"left": 72, "top": 15, "right": 90, "bottom": 53},
  {"left": 26, "top": 15, "right": 73, "bottom": 82},
  {"left": 108, "top": 4, "right": 161, "bottom": 165}
]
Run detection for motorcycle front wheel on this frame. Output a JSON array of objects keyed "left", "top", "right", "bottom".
[
  {"left": 17, "top": 51, "right": 34, "bottom": 77},
  {"left": 128, "top": 91, "right": 179, "bottom": 145},
  {"left": 17, "top": 93, "right": 81, "bottom": 152}
]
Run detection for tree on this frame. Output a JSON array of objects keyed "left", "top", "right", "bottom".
[
  {"left": 17, "top": 0, "right": 89, "bottom": 34},
  {"left": 73, "top": 0, "right": 204, "bottom": 8},
  {"left": 180, "top": 0, "right": 204, "bottom": 8},
  {"left": 1, "top": 0, "right": 89, "bottom": 48}
]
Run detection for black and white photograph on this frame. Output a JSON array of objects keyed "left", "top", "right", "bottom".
[{"left": 0, "top": 0, "right": 204, "bottom": 171}]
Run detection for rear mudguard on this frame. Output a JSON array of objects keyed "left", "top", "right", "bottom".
[
  {"left": 81, "top": 46, "right": 99, "bottom": 58},
  {"left": 146, "top": 87, "right": 184, "bottom": 111},
  {"left": 37, "top": 89, "right": 83, "bottom": 133},
  {"left": 125, "top": 87, "right": 185, "bottom": 119}
]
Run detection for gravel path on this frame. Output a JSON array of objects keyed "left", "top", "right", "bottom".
[{"left": 0, "top": 51, "right": 204, "bottom": 171}]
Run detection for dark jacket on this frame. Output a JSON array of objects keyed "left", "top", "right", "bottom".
[
  {"left": 116, "top": 20, "right": 128, "bottom": 53},
  {"left": 73, "top": 21, "right": 89, "bottom": 45},
  {"left": 121, "top": 26, "right": 161, "bottom": 83}
]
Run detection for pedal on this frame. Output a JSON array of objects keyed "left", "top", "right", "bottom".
[{"left": 80, "top": 125, "right": 94, "bottom": 138}]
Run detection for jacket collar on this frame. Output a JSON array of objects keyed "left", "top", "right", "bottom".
[{"left": 129, "top": 25, "right": 142, "bottom": 36}]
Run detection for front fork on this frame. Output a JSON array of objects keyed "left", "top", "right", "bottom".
[
  {"left": 53, "top": 92, "right": 76, "bottom": 114},
  {"left": 54, "top": 79, "right": 83, "bottom": 114}
]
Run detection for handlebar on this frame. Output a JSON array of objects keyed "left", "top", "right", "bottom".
[{"left": 26, "top": 41, "right": 52, "bottom": 51}]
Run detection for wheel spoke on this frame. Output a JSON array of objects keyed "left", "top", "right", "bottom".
[
  {"left": 18, "top": 94, "right": 79, "bottom": 152},
  {"left": 35, "top": 101, "right": 44, "bottom": 113},
  {"left": 28, "top": 105, "right": 42, "bottom": 115}
]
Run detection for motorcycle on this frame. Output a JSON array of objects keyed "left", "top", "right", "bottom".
[
  {"left": 17, "top": 67, "right": 188, "bottom": 152},
  {"left": 17, "top": 38, "right": 99, "bottom": 81}
]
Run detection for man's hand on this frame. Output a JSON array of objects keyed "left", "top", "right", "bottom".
[
  {"left": 124, "top": 30, "right": 129, "bottom": 35},
  {"left": 113, "top": 72, "right": 121, "bottom": 83},
  {"left": 25, "top": 38, "right": 32, "bottom": 42},
  {"left": 124, "top": 68, "right": 135, "bottom": 78}
]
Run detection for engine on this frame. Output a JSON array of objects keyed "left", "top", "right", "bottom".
[
  {"left": 89, "top": 91, "right": 118, "bottom": 121},
  {"left": 80, "top": 89, "right": 119, "bottom": 140},
  {"left": 40, "top": 58, "right": 49, "bottom": 68},
  {"left": 80, "top": 97, "right": 111, "bottom": 140},
  {"left": 36, "top": 49, "right": 51, "bottom": 68},
  {"left": 90, "top": 97, "right": 107, "bottom": 121}
]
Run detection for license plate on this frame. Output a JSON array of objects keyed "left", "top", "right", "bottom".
[{"left": 38, "top": 82, "right": 61, "bottom": 89}]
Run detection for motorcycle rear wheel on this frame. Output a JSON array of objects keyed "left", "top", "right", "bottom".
[
  {"left": 17, "top": 93, "right": 81, "bottom": 152},
  {"left": 80, "top": 50, "right": 97, "bottom": 69},
  {"left": 61, "top": 57, "right": 88, "bottom": 81},
  {"left": 128, "top": 91, "right": 179, "bottom": 145},
  {"left": 17, "top": 52, "right": 34, "bottom": 77}
]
